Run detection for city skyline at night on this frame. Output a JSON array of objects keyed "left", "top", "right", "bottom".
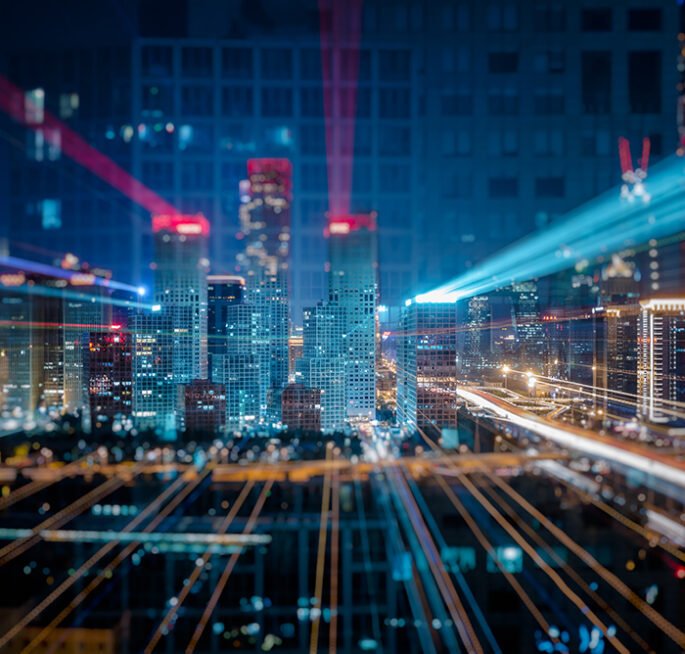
[{"left": 0, "top": 1, "right": 685, "bottom": 653}]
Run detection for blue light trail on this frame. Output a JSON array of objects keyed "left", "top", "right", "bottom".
[{"left": 415, "top": 156, "right": 685, "bottom": 304}]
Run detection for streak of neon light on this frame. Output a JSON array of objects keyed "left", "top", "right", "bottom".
[
  {"left": 319, "top": 0, "right": 364, "bottom": 217},
  {"left": 0, "top": 75, "right": 178, "bottom": 217},
  {"left": 415, "top": 156, "right": 685, "bottom": 303},
  {"left": 0, "top": 255, "right": 140, "bottom": 294}
]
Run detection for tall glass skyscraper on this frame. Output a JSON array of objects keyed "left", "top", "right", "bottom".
[
  {"left": 327, "top": 213, "right": 377, "bottom": 421},
  {"left": 152, "top": 213, "right": 209, "bottom": 383},
  {"left": 237, "top": 159, "right": 291, "bottom": 422}
]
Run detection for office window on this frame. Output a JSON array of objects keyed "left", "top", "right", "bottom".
[
  {"left": 261, "top": 88, "right": 293, "bottom": 117},
  {"left": 488, "top": 4, "right": 518, "bottom": 31},
  {"left": 142, "top": 84, "right": 173, "bottom": 113},
  {"left": 533, "top": 130, "right": 564, "bottom": 156},
  {"left": 488, "top": 177, "right": 518, "bottom": 198},
  {"left": 533, "top": 50, "right": 565, "bottom": 74},
  {"left": 488, "top": 130, "right": 519, "bottom": 156},
  {"left": 141, "top": 46, "right": 173, "bottom": 76},
  {"left": 181, "top": 86, "right": 213, "bottom": 116},
  {"left": 440, "top": 4, "right": 471, "bottom": 31},
  {"left": 648, "top": 133, "right": 663, "bottom": 156},
  {"left": 300, "top": 197, "right": 328, "bottom": 226},
  {"left": 221, "top": 87, "right": 253, "bottom": 117},
  {"left": 222, "top": 48, "right": 253, "bottom": 79},
  {"left": 379, "top": 89, "right": 411, "bottom": 119},
  {"left": 533, "top": 90, "right": 565, "bottom": 115},
  {"left": 379, "top": 164, "right": 409, "bottom": 192},
  {"left": 533, "top": 4, "right": 566, "bottom": 31},
  {"left": 356, "top": 88, "right": 372, "bottom": 119},
  {"left": 629, "top": 51, "right": 661, "bottom": 114},
  {"left": 581, "top": 8, "right": 611, "bottom": 31},
  {"left": 142, "top": 161, "right": 174, "bottom": 189},
  {"left": 580, "top": 130, "right": 610, "bottom": 157},
  {"left": 181, "top": 160, "right": 213, "bottom": 191},
  {"left": 581, "top": 51, "right": 611, "bottom": 114},
  {"left": 379, "top": 125, "right": 411, "bottom": 156},
  {"left": 300, "top": 49, "right": 321, "bottom": 80},
  {"left": 441, "top": 93, "right": 473, "bottom": 116},
  {"left": 182, "top": 47, "right": 213, "bottom": 77},
  {"left": 301, "top": 163, "right": 327, "bottom": 193},
  {"left": 488, "top": 89, "right": 519, "bottom": 115},
  {"left": 355, "top": 123, "right": 372, "bottom": 156},
  {"left": 300, "top": 124, "right": 326, "bottom": 156},
  {"left": 353, "top": 162, "right": 373, "bottom": 194},
  {"left": 442, "top": 171, "right": 473, "bottom": 199},
  {"left": 488, "top": 52, "right": 518, "bottom": 74},
  {"left": 300, "top": 88, "right": 323, "bottom": 117},
  {"left": 379, "top": 49, "right": 411, "bottom": 81},
  {"left": 262, "top": 48, "right": 293, "bottom": 80},
  {"left": 441, "top": 129, "right": 472, "bottom": 156},
  {"left": 535, "top": 177, "right": 565, "bottom": 198},
  {"left": 628, "top": 9, "right": 661, "bottom": 31}
]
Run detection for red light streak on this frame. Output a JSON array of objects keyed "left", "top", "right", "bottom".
[
  {"left": 0, "top": 75, "right": 178, "bottom": 217},
  {"left": 319, "top": 0, "right": 364, "bottom": 217}
]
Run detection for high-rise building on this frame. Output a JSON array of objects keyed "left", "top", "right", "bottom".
[
  {"left": 207, "top": 274, "right": 244, "bottom": 357},
  {"left": 184, "top": 379, "right": 226, "bottom": 438},
  {"left": 299, "top": 302, "right": 346, "bottom": 432},
  {"left": 511, "top": 281, "right": 545, "bottom": 370},
  {"left": 460, "top": 295, "right": 491, "bottom": 375},
  {"left": 238, "top": 159, "right": 291, "bottom": 422},
  {"left": 63, "top": 269, "right": 112, "bottom": 418},
  {"left": 211, "top": 303, "right": 261, "bottom": 431},
  {"left": 593, "top": 304, "right": 639, "bottom": 414},
  {"left": 87, "top": 327, "right": 132, "bottom": 430},
  {"left": 281, "top": 383, "right": 321, "bottom": 432},
  {"left": 637, "top": 298, "right": 685, "bottom": 423},
  {"left": 397, "top": 301, "right": 458, "bottom": 439},
  {"left": 131, "top": 307, "right": 175, "bottom": 439},
  {"left": 328, "top": 213, "right": 377, "bottom": 422},
  {"left": 152, "top": 213, "right": 209, "bottom": 384}
]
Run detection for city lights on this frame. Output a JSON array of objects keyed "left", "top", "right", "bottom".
[{"left": 0, "top": 3, "right": 684, "bottom": 653}]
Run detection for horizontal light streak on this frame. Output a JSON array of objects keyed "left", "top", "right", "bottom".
[
  {"left": 457, "top": 387, "right": 685, "bottom": 489},
  {"left": 0, "top": 527, "right": 269, "bottom": 547}
]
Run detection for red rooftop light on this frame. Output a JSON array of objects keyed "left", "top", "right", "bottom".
[
  {"left": 152, "top": 214, "right": 210, "bottom": 237},
  {"left": 327, "top": 213, "right": 377, "bottom": 236}
]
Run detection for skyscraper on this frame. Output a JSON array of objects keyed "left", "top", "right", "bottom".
[
  {"left": 152, "top": 213, "right": 209, "bottom": 384},
  {"left": 131, "top": 307, "right": 175, "bottom": 439},
  {"left": 397, "top": 301, "right": 458, "bottom": 439},
  {"left": 87, "top": 327, "right": 132, "bottom": 431},
  {"left": 460, "top": 295, "right": 491, "bottom": 375},
  {"left": 300, "top": 301, "right": 346, "bottom": 432},
  {"left": 637, "top": 298, "right": 685, "bottom": 423},
  {"left": 211, "top": 303, "right": 261, "bottom": 431},
  {"left": 593, "top": 304, "right": 639, "bottom": 414},
  {"left": 511, "top": 281, "right": 545, "bottom": 370},
  {"left": 327, "top": 213, "right": 378, "bottom": 422},
  {"left": 207, "top": 274, "right": 244, "bottom": 357},
  {"left": 238, "top": 159, "right": 291, "bottom": 422}
]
